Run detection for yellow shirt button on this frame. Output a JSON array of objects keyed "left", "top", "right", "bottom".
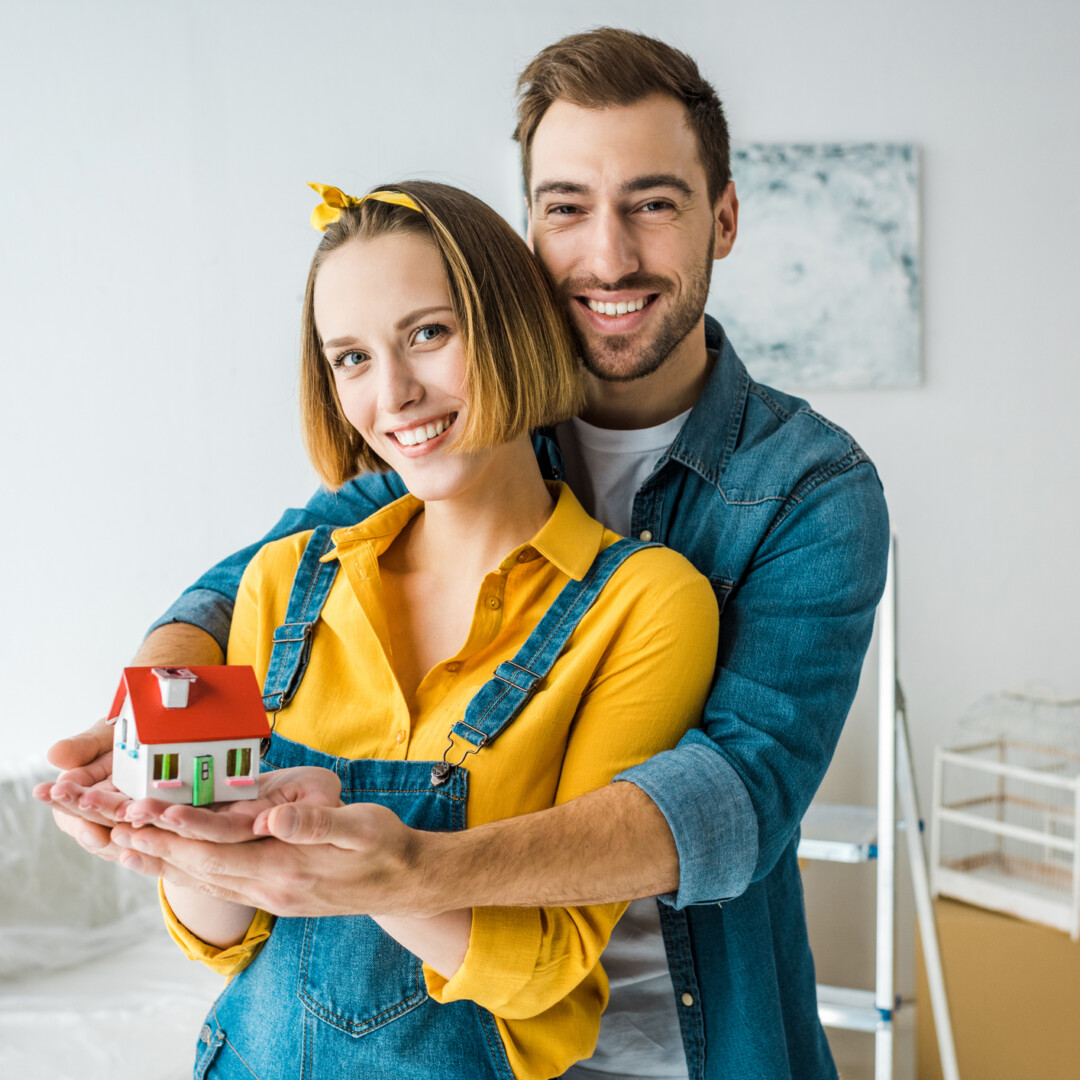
[
  {"left": 394, "top": 731, "right": 406, "bottom": 745},
  {"left": 639, "top": 530, "right": 654, "bottom": 542},
  {"left": 681, "top": 992, "right": 695, "bottom": 1007},
  {"left": 486, "top": 596, "right": 502, "bottom": 610},
  {"left": 445, "top": 661, "right": 462, "bottom": 673}
]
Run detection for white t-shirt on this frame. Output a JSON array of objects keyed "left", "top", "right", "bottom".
[{"left": 556, "top": 407, "right": 693, "bottom": 1080}]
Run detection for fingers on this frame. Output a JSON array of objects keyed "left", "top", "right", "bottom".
[
  {"left": 110, "top": 823, "right": 277, "bottom": 897},
  {"left": 258, "top": 801, "right": 400, "bottom": 855},
  {"left": 46, "top": 719, "right": 114, "bottom": 772},
  {"left": 54, "top": 750, "right": 115, "bottom": 789},
  {"left": 51, "top": 807, "right": 120, "bottom": 861},
  {"left": 129, "top": 801, "right": 261, "bottom": 844},
  {"left": 112, "top": 841, "right": 254, "bottom": 906},
  {"left": 264, "top": 766, "right": 342, "bottom": 807},
  {"left": 40, "top": 771, "right": 128, "bottom": 827}
]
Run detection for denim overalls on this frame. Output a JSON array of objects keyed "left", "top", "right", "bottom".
[{"left": 194, "top": 526, "right": 655, "bottom": 1080}]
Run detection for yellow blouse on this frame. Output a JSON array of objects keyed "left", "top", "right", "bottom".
[{"left": 164, "top": 483, "right": 718, "bottom": 1079}]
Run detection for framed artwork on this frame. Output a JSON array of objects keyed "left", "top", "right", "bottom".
[{"left": 708, "top": 143, "right": 922, "bottom": 390}]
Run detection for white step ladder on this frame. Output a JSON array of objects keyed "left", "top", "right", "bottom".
[{"left": 797, "top": 537, "right": 961, "bottom": 1080}]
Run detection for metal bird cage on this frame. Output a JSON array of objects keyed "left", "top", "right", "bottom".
[{"left": 931, "top": 692, "right": 1080, "bottom": 939}]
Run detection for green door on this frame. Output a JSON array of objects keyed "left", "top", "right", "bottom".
[{"left": 193, "top": 755, "right": 214, "bottom": 806}]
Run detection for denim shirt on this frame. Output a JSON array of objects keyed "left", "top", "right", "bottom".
[{"left": 153, "top": 319, "right": 889, "bottom": 1080}]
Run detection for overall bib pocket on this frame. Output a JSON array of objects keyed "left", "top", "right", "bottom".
[{"left": 297, "top": 913, "right": 428, "bottom": 1036}]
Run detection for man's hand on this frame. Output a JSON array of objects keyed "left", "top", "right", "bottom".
[{"left": 111, "top": 799, "right": 424, "bottom": 918}]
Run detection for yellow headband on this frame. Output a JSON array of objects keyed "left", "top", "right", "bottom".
[{"left": 307, "top": 183, "right": 422, "bottom": 232}]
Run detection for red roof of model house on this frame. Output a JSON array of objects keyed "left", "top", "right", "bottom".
[{"left": 108, "top": 666, "right": 271, "bottom": 744}]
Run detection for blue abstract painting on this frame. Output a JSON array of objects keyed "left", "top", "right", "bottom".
[{"left": 707, "top": 143, "right": 921, "bottom": 389}]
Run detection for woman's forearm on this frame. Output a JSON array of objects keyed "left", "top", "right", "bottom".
[
  {"left": 163, "top": 877, "right": 257, "bottom": 949},
  {"left": 373, "top": 909, "right": 472, "bottom": 978}
]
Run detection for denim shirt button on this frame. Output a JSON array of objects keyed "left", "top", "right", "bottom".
[
  {"left": 639, "top": 529, "right": 654, "bottom": 542},
  {"left": 200, "top": 1024, "right": 212, "bottom": 1044},
  {"left": 680, "top": 992, "right": 695, "bottom": 1007}
]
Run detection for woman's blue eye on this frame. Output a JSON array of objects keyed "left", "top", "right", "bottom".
[
  {"left": 338, "top": 351, "right": 367, "bottom": 368},
  {"left": 415, "top": 324, "right": 446, "bottom": 343}
]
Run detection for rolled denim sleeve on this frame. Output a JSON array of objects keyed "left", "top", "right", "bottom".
[
  {"left": 617, "top": 460, "right": 890, "bottom": 908},
  {"left": 148, "top": 472, "right": 407, "bottom": 652}
]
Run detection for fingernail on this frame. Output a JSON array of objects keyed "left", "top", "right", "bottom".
[
  {"left": 131, "top": 837, "right": 152, "bottom": 854},
  {"left": 119, "top": 852, "right": 145, "bottom": 873},
  {"left": 81, "top": 831, "right": 107, "bottom": 851},
  {"left": 112, "top": 831, "right": 132, "bottom": 848},
  {"left": 274, "top": 806, "right": 299, "bottom": 838}
]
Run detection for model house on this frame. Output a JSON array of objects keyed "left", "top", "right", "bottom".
[{"left": 108, "top": 666, "right": 271, "bottom": 805}]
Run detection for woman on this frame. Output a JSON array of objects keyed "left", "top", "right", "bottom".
[{"left": 120, "top": 181, "right": 718, "bottom": 1079}]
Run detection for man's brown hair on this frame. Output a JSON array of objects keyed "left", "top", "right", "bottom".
[
  {"left": 300, "top": 180, "right": 584, "bottom": 488},
  {"left": 514, "top": 27, "right": 731, "bottom": 203}
]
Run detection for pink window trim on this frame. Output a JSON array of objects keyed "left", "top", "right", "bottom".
[
  {"left": 153, "top": 779, "right": 183, "bottom": 789},
  {"left": 226, "top": 776, "right": 255, "bottom": 786}
]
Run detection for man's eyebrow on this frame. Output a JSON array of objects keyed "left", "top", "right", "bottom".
[
  {"left": 531, "top": 175, "right": 697, "bottom": 201},
  {"left": 620, "top": 174, "right": 696, "bottom": 198},
  {"left": 532, "top": 180, "right": 590, "bottom": 201}
]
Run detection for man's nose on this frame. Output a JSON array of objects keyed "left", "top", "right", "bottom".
[{"left": 586, "top": 208, "right": 640, "bottom": 284}]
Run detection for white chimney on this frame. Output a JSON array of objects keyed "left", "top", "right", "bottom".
[{"left": 152, "top": 667, "right": 198, "bottom": 709}]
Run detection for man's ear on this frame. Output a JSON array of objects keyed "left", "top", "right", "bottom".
[
  {"left": 712, "top": 181, "right": 738, "bottom": 261},
  {"left": 525, "top": 196, "right": 535, "bottom": 251}
]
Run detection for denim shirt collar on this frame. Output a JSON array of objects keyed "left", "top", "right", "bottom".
[{"left": 534, "top": 315, "right": 746, "bottom": 490}]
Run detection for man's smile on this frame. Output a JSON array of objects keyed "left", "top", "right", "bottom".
[{"left": 573, "top": 292, "right": 661, "bottom": 335}]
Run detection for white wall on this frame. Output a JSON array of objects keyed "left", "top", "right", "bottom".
[{"left": 3, "top": 0, "right": 1078, "bottom": 1057}]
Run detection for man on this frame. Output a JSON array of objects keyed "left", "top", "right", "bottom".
[{"left": 47, "top": 28, "right": 888, "bottom": 1080}]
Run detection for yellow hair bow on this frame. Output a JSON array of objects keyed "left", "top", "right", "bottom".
[{"left": 307, "top": 183, "right": 422, "bottom": 232}]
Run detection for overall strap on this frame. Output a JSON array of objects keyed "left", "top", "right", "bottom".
[
  {"left": 449, "top": 537, "right": 659, "bottom": 755},
  {"left": 261, "top": 525, "right": 340, "bottom": 713}
]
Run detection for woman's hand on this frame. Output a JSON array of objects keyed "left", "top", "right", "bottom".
[
  {"left": 117, "top": 766, "right": 344, "bottom": 843},
  {"left": 34, "top": 726, "right": 131, "bottom": 861}
]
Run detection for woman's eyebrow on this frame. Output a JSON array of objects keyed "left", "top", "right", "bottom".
[{"left": 395, "top": 305, "right": 454, "bottom": 331}]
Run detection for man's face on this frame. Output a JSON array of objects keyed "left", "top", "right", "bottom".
[{"left": 527, "top": 94, "right": 733, "bottom": 383}]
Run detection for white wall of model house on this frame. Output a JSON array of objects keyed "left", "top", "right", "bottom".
[{"left": 2, "top": 0, "right": 1078, "bottom": 1061}]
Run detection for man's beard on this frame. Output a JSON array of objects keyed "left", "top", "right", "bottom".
[{"left": 562, "top": 229, "right": 716, "bottom": 384}]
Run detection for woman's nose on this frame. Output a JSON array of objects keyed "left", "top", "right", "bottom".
[{"left": 377, "top": 355, "right": 423, "bottom": 414}]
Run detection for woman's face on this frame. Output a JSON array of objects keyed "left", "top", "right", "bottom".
[{"left": 314, "top": 231, "right": 475, "bottom": 502}]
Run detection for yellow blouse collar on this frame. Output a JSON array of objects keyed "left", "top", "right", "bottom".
[{"left": 322, "top": 482, "right": 605, "bottom": 581}]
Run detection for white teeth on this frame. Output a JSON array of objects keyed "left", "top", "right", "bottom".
[
  {"left": 394, "top": 416, "right": 450, "bottom": 447},
  {"left": 587, "top": 298, "right": 647, "bottom": 316}
]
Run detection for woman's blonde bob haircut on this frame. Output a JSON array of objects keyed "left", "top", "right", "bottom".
[{"left": 300, "top": 180, "right": 584, "bottom": 489}]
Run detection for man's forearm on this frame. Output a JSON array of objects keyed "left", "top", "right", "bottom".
[
  {"left": 133, "top": 622, "right": 224, "bottom": 667},
  {"left": 412, "top": 781, "right": 679, "bottom": 911}
]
